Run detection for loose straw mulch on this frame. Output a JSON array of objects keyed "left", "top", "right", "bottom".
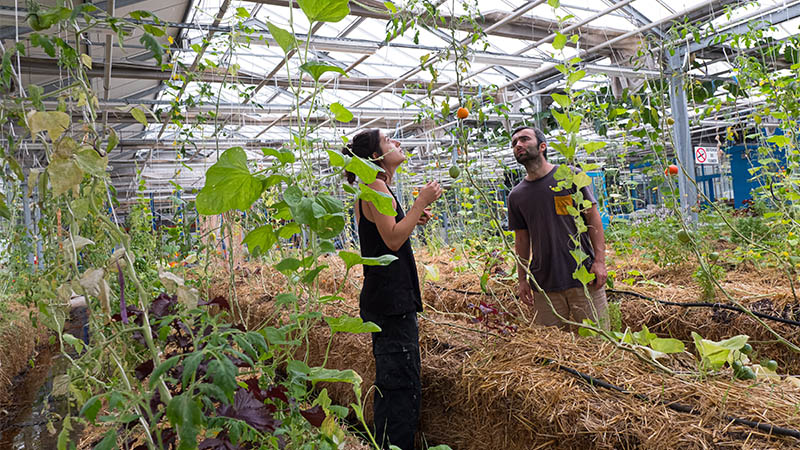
[
  {"left": 205, "top": 251, "right": 800, "bottom": 449},
  {"left": 608, "top": 251, "right": 800, "bottom": 375}
]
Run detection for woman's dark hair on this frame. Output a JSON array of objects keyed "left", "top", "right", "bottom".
[{"left": 342, "top": 129, "right": 383, "bottom": 184}]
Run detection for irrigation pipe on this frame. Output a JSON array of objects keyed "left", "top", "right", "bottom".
[
  {"left": 607, "top": 289, "right": 800, "bottom": 328},
  {"left": 535, "top": 356, "right": 800, "bottom": 441}
]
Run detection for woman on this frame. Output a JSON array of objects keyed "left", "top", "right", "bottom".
[{"left": 343, "top": 129, "right": 442, "bottom": 450}]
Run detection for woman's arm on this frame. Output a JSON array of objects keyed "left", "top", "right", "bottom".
[{"left": 362, "top": 179, "right": 442, "bottom": 251}]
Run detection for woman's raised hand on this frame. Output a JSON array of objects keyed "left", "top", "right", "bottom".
[{"left": 416, "top": 181, "right": 443, "bottom": 207}]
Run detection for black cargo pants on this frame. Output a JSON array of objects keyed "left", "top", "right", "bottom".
[{"left": 361, "top": 311, "right": 421, "bottom": 450}]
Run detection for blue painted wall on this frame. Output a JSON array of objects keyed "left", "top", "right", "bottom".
[{"left": 726, "top": 135, "right": 787, "bottom": 208}]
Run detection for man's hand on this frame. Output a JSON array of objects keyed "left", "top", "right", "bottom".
[
  {"left": 518, "top": 279, "right": 534, "bottom": 305},
  {"left": 590, "top": 260, "right": 607, "bottom": 288},
  {"left": 417, "top": 208, "right": 432, "bottom": 226}
]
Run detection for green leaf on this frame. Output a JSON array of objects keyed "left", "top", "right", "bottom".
[
  {"left": 547, "top": 0, "right": 560, "bottom": 7},
  {"left": 384, "top": 1, "right": 397, "bottom": 14},
  {"left": 345, "top": 156, "right": 383, "bottom": 184},
  {"left": 196, "top": 147, "right": 264, "bottom": 215},
  {"left": 129, "top": 106, "right": 148, "bottom": 127},
  {"left": 284, "top": 185, "right": 304, "bottom": 207},
  {"left": 149, "top": 355, "right": 181, "bottom": 388},
  {"left": 572, "top": 266, "right": 595, "bottom": 285},
  {"left": 31, "top": 33, "right": 56, "bottom": 57},
  {"left": 314, "top": 213, "right": 345, "bottom": 239},
  {"left": 275, "top": 257, "right": 302, "bottom": 273},
  {"left": 242, "top": 226, "right": 277, "bottom": 256},
  {"left": 330, "top": 102, "right": 353, "bottom": 122},
  {"left": 584, "top": 141, "right": 605, "bottom": 154},
  {"left": 57, "top": 416, "right": 72, "bottom": 450},
  {"left": 292, "top": 197, "right": 322, "bottom": 225},
  {"left": 338, "top": 250, "right": 397, "bottom": 270},
  {"left": 5, "top": 156, "right": 24, "bottom": 181},
  {"left": 326, "top": 149, "right": 345, "bottom": 167},
  {"left": 423, "top": 263, "right": 439, "bottom": 281},
  {"left": 574, "top": 171, "right": 592, "bottom": 189},
  {"left": 301, "top": 265, "right": 327, "bottom": 285},
  {"left": 207, "top": 358, "right": 239, "bottom": 402},
  {"left": 139, "top": 32, "right": 164, "bottom": 65},
  {"left": 319, "top": 240, "right": 336, "bottom": 253},
  {"left": 182, "top": 352, "right": 205, "bottom": 387},
  {"left": 552, "top": 32, "right": 567, "bottom": 50},
  {"left": 106, "top": 129, "right": 119, "bottom": 153},
  {"left": 551, "top": 92, "right": 570, "bottom": 107},
  {"left": 316, "top": 194, "right": 344, "bottom": 214},
  {"left": 80, "top": 53, "right": 92, "bottom": 69},
  {"left": 577, "top": 318, "right": 598, "bottom": 337},
  {"left": 358, "top": 184, "right": 396, "bottom": 216},
  {"left": 297, "top": 0, "right": 350, "bottom": 23},
  {"left": 0, "top": 194, "right": 10, "bottom": 220},
  {"left": 551, "top": 110, "right": 570, "bottom": 131},
  {"left": 166, "top": 394, "right": 204, "bottom": 450},
  {"left": 266, "top": 21, "right": 297, "bottom": 54},
  {"left": 196, "top": 383, "right": 228, "bottom": 403},
  {"left": 74, "top": 147, "right": 108, "bottom": 177},
  {"left": 632, "top": 325, "right": 656, "bottom": 345},
  {"left": 767, "top": 135, "right": 790, "bottom": 147},
  {"left": 262, "top": 147, "right": 295, "bottom": 164},
  {"left": 79, "top": 395, "right": 103, "bottom": 423},
  {"left": 325, "top": 315, "right": 381, "bottom": 334},
  {"left": 278, "top": 222, "right": 301, "bottom": 238},
  {"left": 299, "top": 61, "right": 347, "bottom": 81},
  {"left": 27, "top": 110, "right": 70, "bottom": 141},
  {"left": 692, "top": 331, "right": 738, "bottom": 370},
  {"left": 93, "top": 430, "right": 116, "bottom": 450},
  {"left": 307, "top": 367, "right": 362, "bottom": 385},
  {"left": 236, "top": 6, "right": 250, "bottom": 18},
  {"left": 650, "top": 337, "right": 685, "bottom": 354},
  {"left": 567, "top": 69, "right": 586, "bottom": 86},
  {"left": 48, "top": 157, "right": 83, "bottom": 196}
]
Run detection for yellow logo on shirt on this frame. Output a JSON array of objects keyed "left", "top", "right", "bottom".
[{"left": 554, "top": 195, "right": 573, "bottom": 215}]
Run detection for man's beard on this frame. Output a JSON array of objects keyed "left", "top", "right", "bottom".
[{"left": 515, "top": 148, "right": 543, "bottom": 168}]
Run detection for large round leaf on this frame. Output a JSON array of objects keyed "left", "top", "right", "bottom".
[
  {"left": 297, "top": 0, "right": 350, "bottom": 23},
  {"left": 196, "top": 147, "right": 264, "bottom": 215}
]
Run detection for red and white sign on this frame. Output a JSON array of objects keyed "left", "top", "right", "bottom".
[{"left": 695, "top": 146, "right": 718, "bottom": 165}]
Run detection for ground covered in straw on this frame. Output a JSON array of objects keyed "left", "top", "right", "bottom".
[{"left": 205, "top": 246, "right": 800, "bottom": 449}]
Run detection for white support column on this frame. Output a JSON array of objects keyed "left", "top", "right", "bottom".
[
  {"left": 668, "top": 54, "right": 698, "bottom": 222},
  {"left": 23, "top": 181, "right": 35, "bottom": 268}
]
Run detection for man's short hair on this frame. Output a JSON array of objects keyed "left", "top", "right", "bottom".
[{"left": 511, "top": 126, "right": 547, "bottom": 160}]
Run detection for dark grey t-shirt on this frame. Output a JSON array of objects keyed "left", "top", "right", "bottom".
[{"left": 507, "top": 166, "right": 597, "bottom": 292}]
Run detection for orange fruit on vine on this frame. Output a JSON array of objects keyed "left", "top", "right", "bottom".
[
  {"left": 456, "top": 107, "right": 469, "bottom": 119},
  {"left": 665, "top": 165, "right": 679, "bottom": 176}
]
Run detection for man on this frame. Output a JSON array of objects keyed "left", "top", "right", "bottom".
[{"left": 507, "top": 126, "right": 609, "bottom": 330}]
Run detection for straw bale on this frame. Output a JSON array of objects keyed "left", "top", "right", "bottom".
[
  {"left": 204, "top": 251, "right": 800, "bottom": 449},
  {"left": 0, "top": 303, "right": 49, "bottom": 405}
]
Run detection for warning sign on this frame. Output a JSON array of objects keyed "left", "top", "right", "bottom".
[{"left": 695, "top": 146, "right": 718, "bottom": 165}]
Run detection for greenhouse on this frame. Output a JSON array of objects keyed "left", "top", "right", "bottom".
[{"left": 2, "top": 0, "right": 800, "bottom": 448}]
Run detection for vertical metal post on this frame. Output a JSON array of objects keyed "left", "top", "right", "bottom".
[
  {"left": 668, "top": 53, "right": 698, "bottom": 222},
  {"left": 530, "top": 82, "right": 543, "bottom": 129},
  {"left": 150, "top": 192, "right": 156, "bottom": 231},
  {"left": 23, "top": 182, "right": 34, "bottom": 268},
  {"left": 34, "top": 187, "right": 43, "bottom": 271}
]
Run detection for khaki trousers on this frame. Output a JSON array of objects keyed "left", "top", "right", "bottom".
[{"left": 532, "top": 286, "right": 609, "bottom": 331}]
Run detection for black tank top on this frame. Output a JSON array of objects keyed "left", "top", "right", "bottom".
[{"left": 357, "top": 188, "right": 422, "bottom": 316}]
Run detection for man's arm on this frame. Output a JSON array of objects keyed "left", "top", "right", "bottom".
[
  {"left": 583, "top": 205, "right": 607, "bottom": 288},
  {"left": 514, "top": 229, "right": 533, "bottom": 304}
]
